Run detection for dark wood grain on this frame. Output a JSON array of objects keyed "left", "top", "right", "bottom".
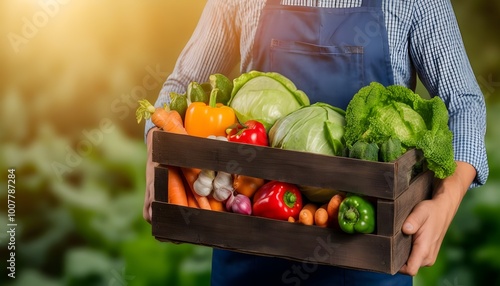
[
  {"left": 154, "top": 165, "right": 168, "bottom": 203},
  {"left": 376, "top": 200, "right": 395, "bottom": 237},
  {"left": 391, "top": 231, "right": 413, "bottom": 274},
  {"left": 152, "top": 131, "right": 423, "bottom": 199},
  {"left": 393, "top": 171, "right": 434, "bottom": 233},
  {"left": 150, "top": 131, "right": 432, "bottom": 274},
  {"left": 376, "top": 171, "right": 434, "bottom": 236},
  {"left": 152, "top": 201, "right": 400, "bottom": 274}
]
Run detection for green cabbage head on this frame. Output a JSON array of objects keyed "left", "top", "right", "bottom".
[
  {"left": 228, "top": 71, "right": 310, "bottom": 130},
  {"left": 269, "top": 102, "right": 346, "bottom": 156}
]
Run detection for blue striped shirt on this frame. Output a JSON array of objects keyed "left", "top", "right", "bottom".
[{"left": 146, "top": 0, "right": 488, "bottom": 187}]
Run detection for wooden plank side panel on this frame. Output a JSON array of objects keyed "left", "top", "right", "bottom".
[
  {"left": 152, "top": 131, "right": 421, "bottom": 199},
  {"left": 154, "top": 165, "right": 169, "bottom": 203},
  {"left": 393, "top": 149, "right": 425, "bottom": 197},
  {"left": 152, "top": 201, "right": 395, "bottom": 274},
  {"left": 393, "top": 171, "right": 434, "bottom": 232},
  {"left": 376, "top": 200, "right": 395, "bottom": 237},
  {"left": 391, "top": 231, "right": 413, "bottom": 274},
  {"left": 376, "top": 170, "right": 433, "bottom": 236}
]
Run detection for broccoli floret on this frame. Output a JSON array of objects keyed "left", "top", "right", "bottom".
[
  {"left": 344, "top": 82, "right": 456, "bottom": 178},
  {"left": 349, "top": 140, "right": 379, "bottom": 161},
  {"left": 379, "top": 137, "right": 404, "bottom": 162}
]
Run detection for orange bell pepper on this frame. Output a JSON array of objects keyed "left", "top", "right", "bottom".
[{"left": 185, "top": 88, "right": 237, "bottom": 137}]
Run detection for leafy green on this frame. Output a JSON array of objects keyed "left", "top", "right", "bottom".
[
  {"left": 269, "top": 102, "right": 346, "bottom": 156},
  {"left": 228, "top": 71, "right": 310, "bottom": 130},
  {"left": 349, "top": 141, "right": 379, "bottom": 161},
  {"left": 379, "top": 137, "right": 404, "bottom": 162},
  {"left": 344, "top": 82, "right": 456, "bottom": 178}
]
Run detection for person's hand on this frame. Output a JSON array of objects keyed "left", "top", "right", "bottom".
[
  {"left": 143, "top": 127, "right": 159, "bottom": 224},
  {"left": 399, "top": 188, "right": 458, "bottom": 276},
  {"left": 399, "top": 162, "right": 476, "bottom": 276}
]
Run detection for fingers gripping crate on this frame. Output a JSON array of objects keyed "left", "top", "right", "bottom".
[{"left": 151, "top": 131, "right": 433, "bottom": 274}]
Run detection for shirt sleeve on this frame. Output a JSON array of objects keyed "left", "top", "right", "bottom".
[
  {"left": 408, "top": 0, "right": 488, "bottom": 188},
  {"left": 144, "top": 0, "right": 241, "bottom": 140}
]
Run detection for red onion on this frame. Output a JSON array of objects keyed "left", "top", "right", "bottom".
[{"left": 228, "top": 194, "right": 252, "bottom": 215}]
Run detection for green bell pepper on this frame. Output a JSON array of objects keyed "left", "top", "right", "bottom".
[
  {"left": 209, "top": 73, "right": 233, "bottom": 105},
  {"left": 169, "top": 92, "right": 188, "bottom": 120},
  {"left": 186, "top": 74, "right": 233, "bottom": 105},
  {"left": 338, "top": 194, "right": 375, "bottom": 234},
  {"left": 187, "top": 81, "right": 210, "bottom": 104}
]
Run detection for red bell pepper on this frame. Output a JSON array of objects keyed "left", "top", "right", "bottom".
[
  {"left": 226, "top": 120, "right": 269, "bottom": 146},
  {"left": 252, "top": 181, "right": 303, "bottom": 221}
]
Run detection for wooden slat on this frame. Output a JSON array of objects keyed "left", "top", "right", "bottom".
[
  {"left": 376, "top": 200, "right": 395, "bottom": 237},
  {"left": 391, "top": 231, "right": 413, "bottom": 274},
  {"left": 154, "top": 165, "right": 169, "bottom": 203},
  {"left": 376, "top": 171, "right": 434, "bottom": 236},
  {"left": 152, "top": 201, "right": 402, "bottom": 274},
  {"left": 393, "top": 171, "right": 434, "bottom": 232},
  {"left": 392, "top": 149, "right": 425, "bottom": 198},
  {"left": 152, "top": 131, "right": 422, "bottom": 199}
]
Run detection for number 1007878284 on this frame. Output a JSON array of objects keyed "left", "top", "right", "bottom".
[{"left": 7, "top": 169, "right": 16, "bottom": 224}]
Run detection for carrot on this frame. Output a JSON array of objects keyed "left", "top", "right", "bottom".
[
  {"left": 183, "top": 177, "right": 199, "bottom": 208},
  {"left": 186, "top": 189, "right": 200, "bottom": 208},
  {"left": 314, "top": 204, "right": 329, "bottom": 228},
  {"left": 233, "top": 174, "right": 266, "bottom": 198},
  {"left": 327, "top": 194, "right": 345, "bottom": 229},
  {"left": 208, "top": 196, "right": 226, "bottom": 212},
  {"left": 288, "top": 216, "right": 296, "bottom": 223},
  {"left": 190, "top": 186, "right": 212, "bottom": 210},
  {"left": 137, "top": 99, "right": 192, "bottom": 208},
  {"left": 298, "top": 203, "right": 318, "bottom": 226},
  {"left": 181, "top": 167, "right": 212, "bottom": 210},
  {"left": 136, "top": 99, "right": 187, "bottom": 134},
  {"left": 167, "top": 166, "right": 188, "bottom": 206}
]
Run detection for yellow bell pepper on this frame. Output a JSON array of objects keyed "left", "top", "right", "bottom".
[{"left": 185, "top": 88, "right": 237, "bottom": 137}]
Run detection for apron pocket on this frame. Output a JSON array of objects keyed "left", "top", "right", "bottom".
[{"left": 270, "top": 39, "right": 364, "bottom": 109}]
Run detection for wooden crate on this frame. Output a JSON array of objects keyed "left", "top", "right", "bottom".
[{"left": 151, "top": 131, "right": 433, "bottom": 274}]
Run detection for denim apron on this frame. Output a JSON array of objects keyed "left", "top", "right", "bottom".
[
  {"left": 252, "top": 0, "right": 394, "bottom": 109},
  {"left": 212, "top": 0, "right": 411, "bottom": 285}
]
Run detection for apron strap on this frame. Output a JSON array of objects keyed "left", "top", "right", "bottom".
[{"left": 361, "top": 0, "right": 382, "bottom": 7}]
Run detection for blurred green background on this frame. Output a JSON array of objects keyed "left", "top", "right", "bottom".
[{"left": 0, "top": 1, "right": 498, "bottom": 285}]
